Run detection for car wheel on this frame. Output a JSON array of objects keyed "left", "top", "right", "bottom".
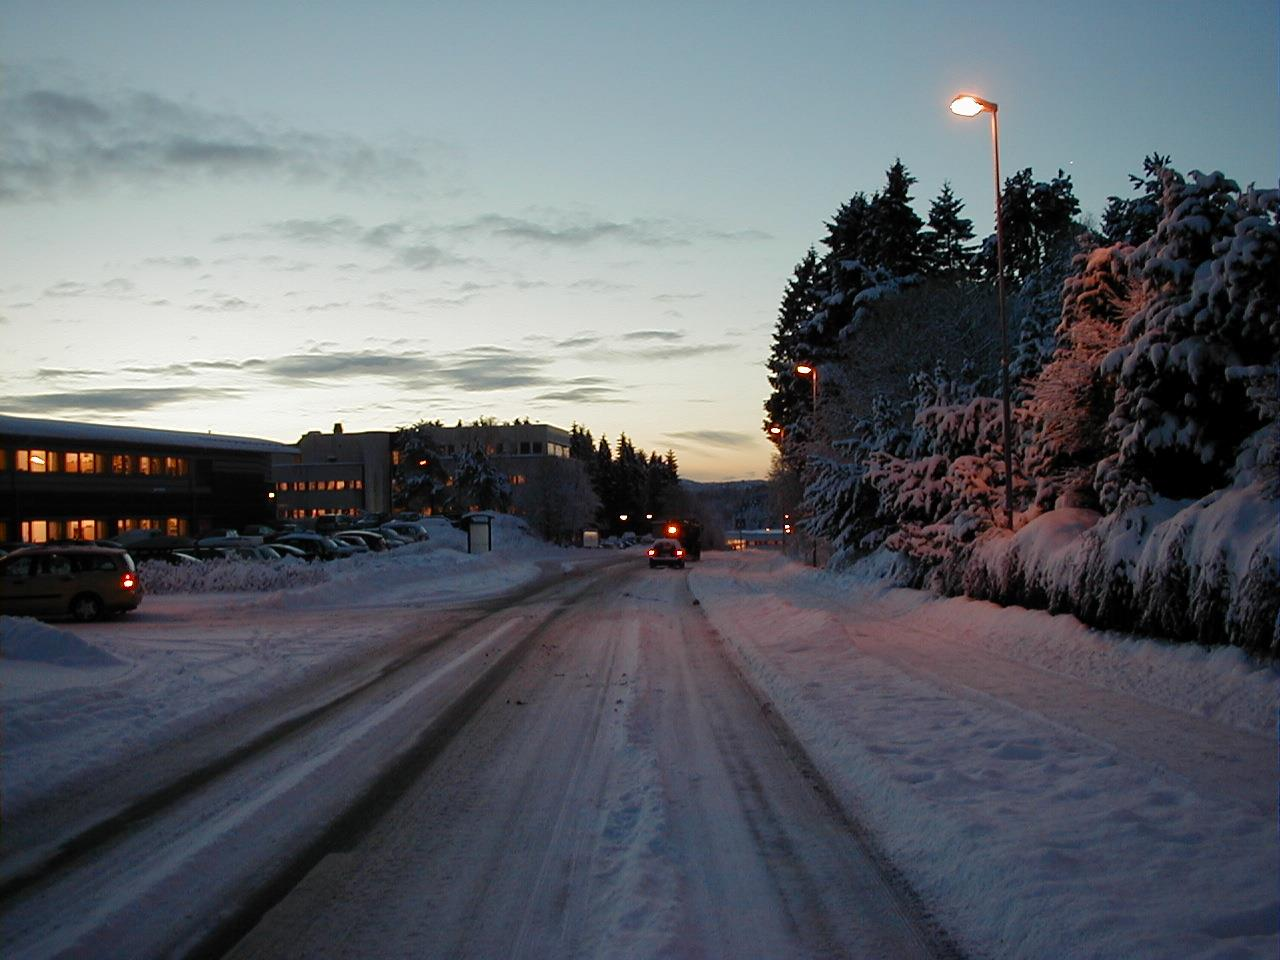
[
  {"left": 677, "top": 561, "right": 685, "bottom": 569},
  {"left": 649, "top": 561, "right": 658, "bottom": 569},
  {"left": 70, "top": 592, "right": 105, "bottom": 622}
]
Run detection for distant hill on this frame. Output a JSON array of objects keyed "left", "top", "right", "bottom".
[{"left": 678, "top": 479, "right": 771, "bottom": 544}]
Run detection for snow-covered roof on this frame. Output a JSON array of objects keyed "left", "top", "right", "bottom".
[{"left": 0, "top": 415, "right": 299, "bottom": 456}]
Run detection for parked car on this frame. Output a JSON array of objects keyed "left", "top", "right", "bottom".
[
  {"left": 418, "top": 517, "right": 458, "bottom": 535},
  {"left": 263, "top": 542, "right": 309, "bottom": 561},
  {"left": 331, "top": 534, "right": 370, "bottom": 553},
  {"left": 382, "top": 520, "right": 429, "bottom": 542},
  {"left": 230, "top": 545, "right": 281, "bottom": 561},
  {"left": 271, "top": 532, "right": 353, "bottom": 561},
  {"left": 141, "top": 550, "right": 204, "bottom": 566},
  {"left": 120, "top": 536, "right": 198, "bottom": 564},
  {"left": 240, "top": 524, "right": 279, "bottom": 539},
  {"left": 376, "top": 528, "right": 412, "bottom": 547},
  {"left": 111, "top": 529, "right": 176, "bottom": 548},
  {"left": 0, "top": 545, "right": 142, "bottom": 620},
  {"left": 335, "top": 530, "right": 390, "bottom": 552},
  {"left": 646, "top": 538, "right": 686, "bottom": 569}
]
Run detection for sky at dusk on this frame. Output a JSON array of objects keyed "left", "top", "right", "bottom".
[{"left": 3, "top": 1, "right": 1276, "bottom": 481}]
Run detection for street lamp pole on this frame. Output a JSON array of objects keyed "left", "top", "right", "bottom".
[{"left": 950, "top": 93, "right": 1015, "bottom": 529}]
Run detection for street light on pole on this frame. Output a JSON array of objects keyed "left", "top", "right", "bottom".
[
  {"left": 949, "top": 92, "right": 1015, "bottom": 529},
  {"left": 794, "top": 363, "right": 818, "bottom": 420}
]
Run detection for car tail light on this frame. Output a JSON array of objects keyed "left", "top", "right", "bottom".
[
  {"left": 121, "top": 572, "right": 138, "bottom": 590},
  {"left": 675, "top": 549, "right": 684, "bottom": 557},
  {"left": 647, "top": 549, "right": 656, "bottom": 557}
]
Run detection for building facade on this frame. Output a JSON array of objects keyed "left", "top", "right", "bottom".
[
  {"left": 0, "top": 415, "right": 298, "bottom": 544},
  {"left": 273, "top": 421, "right": 576, "bottom": 520},
  {"left": 425, "top": 422, "right": 574, "bottom": 483},
  {"left": 271, "top": 425, "right": 393, "bottom": 521}
]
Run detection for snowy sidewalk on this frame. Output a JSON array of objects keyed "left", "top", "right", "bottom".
[{"left": 689, "top": 551, "right": 1278, "bottom": 960}]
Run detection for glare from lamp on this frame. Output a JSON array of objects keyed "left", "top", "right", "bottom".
[{"left": 949, "top": 94, "right": 993, "bottom": 117}]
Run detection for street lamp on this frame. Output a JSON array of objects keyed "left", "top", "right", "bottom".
[
  {"left": 794, "top": 363, "right": 818, "bottom": 419},
  {"left": 949, "top": 92, "right": 1015, "bottom": 529}
]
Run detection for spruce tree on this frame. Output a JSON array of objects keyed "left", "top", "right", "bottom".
[
  {"left": 1101, "top": 152, "right": 1171, "bottom": 245},
  {"left": 869, "top": 159, "right": 927, "bottom": 277},
  {"left": 926, "top": 181, "right": 976, "bottom": 280},
  {"left": 764, "top": 248, "right": 822, "bottom": 452}
]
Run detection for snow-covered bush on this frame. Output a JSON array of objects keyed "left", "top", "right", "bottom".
[
  {"left": 139, "top": 556, "right": 330, "bottom": 594},
  {"left": 961, "top": 482, "right": 1278, "bottom": 655}
]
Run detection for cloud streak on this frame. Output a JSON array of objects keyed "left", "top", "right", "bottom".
[
  {"left": 4, "top": 386, "right": 243, "bottom": 413},
  {"left": 0, "top": 81, "right": 430, "bottom": 202},
  {"left": 663, "top": 429, "right": 756, "bottom": 448}
]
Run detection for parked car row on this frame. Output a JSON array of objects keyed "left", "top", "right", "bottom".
[
  {"left": 100, "top": 517, "right": 440, "bottom": 566},
  {"left": 0, "top": 516, "right": 453, "bottom": 621}
]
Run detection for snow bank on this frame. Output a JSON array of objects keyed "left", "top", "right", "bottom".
[
  {"left": 0, "top": 617, "right": 124, "bottom": 667},
  {"left": 691, "top": 553, "right": 1279, "bottom": 960},
  {"left": 139, "top": 556, "right": 329, "bottom": 593},
  {"left": 136, "top": 518, "right": 523, "bottom": 596},
  {"left": 959, "top": 481, "right": 1279, "bottom": 654}
]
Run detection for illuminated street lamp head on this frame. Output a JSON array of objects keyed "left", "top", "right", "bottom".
[
  {"left": 949, "top": 93, "right": 996, "bottom": 117},
  {"left": 795, "top": 363, "right": 815, "bottom": 377},
  {"left": 768, "top": 424, "right": 783, "bottom": 436}
]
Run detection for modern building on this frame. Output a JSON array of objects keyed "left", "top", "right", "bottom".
[
  {"left": 271, "top": 425, "right": 393, "bottom": 521},
  {"left": 424, "top": 421, "right": 574, "bottom": 480},
  {"left": 0, "top": 415, "right": 298, "bottom": 544},
  {"left": 272, "top": 421, "right": 575, "bottom": 521}
]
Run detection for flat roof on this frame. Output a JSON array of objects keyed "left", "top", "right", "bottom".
[{"left": 0, "top": 415, "right": 299, "bottom": 456}]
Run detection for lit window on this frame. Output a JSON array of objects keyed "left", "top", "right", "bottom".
[
  {"left": 18, "top": 449, "right": 51, "bottom": 472},
  {"left": 67, "top": 519, "right": 103, "bottom": 540},
  {"left": 22, "top": 519, "right": 49, "bottom": 543}
]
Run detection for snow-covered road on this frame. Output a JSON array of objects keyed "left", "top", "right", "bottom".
[
  {"left": 226, "top": 561, "right": 943, "bottom": 960},
  {"left": 2, "top": 536, "right": 1275, "bottom": 959}
]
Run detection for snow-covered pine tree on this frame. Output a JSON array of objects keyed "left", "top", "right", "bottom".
[
  {"left": 1021, "top": 240, "right": 1137, "bottom": 509},
  {"left": 392, "top": 421, "right": 450, "bottom": 512},
  {"left": 801, "top": 393, "right": 908, "bottom": 562},
  {"left": 868, "top": 159, "right": 928, "bottom": 278},
  {"left": 452, "top": 448, "right": 511, "bottom": 513},
  {"left": 764, "top": 248, "right": 822, "bottom": 459},
  {"left": 1100, "top": 167, "right": 1277, "bottom": 507},
  {"left": 864, "top": 360, "right": 1026, "bottom": 561}
]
